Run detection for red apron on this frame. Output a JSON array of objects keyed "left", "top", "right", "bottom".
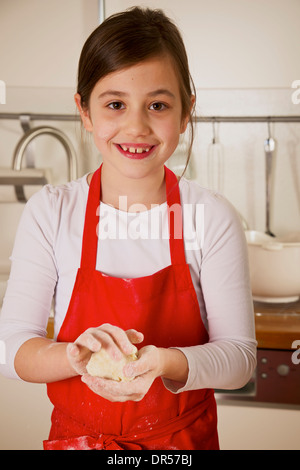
[{"left": 44, "top": 165, "right": 219, "bottom": 450}]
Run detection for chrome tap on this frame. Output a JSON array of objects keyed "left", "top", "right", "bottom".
[
  {"left": 12, "top": 126, "right": 78, "bottom": 180},
  {"left": 11, "top": 126, "right": 78, "bottom": 202}
]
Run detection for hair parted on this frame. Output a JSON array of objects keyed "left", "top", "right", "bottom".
[{"left": 77, "top": 6, "right": 196, "bottom": 174}]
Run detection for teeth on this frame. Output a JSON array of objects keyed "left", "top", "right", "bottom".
[{"left": 120, "top": 145, "right": 151, "bottom": 153}]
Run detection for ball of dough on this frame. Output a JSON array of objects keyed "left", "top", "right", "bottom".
[{"left": 86, "top": 348, "right": 138, "bottom": 382}]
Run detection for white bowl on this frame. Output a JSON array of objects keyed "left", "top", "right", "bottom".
[{"left": 245, "top": 230, "right": 300, "bottom": 303}]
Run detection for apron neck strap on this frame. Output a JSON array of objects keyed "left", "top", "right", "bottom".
[
  {"left": 80, "top": 165, "right": 186, "bottom": 269},
  {"left": 80, "top": 166, "right": 101, "bottom": 270},
  {"left": 165, "top": 166, "right": 186, "bottom": 266}
]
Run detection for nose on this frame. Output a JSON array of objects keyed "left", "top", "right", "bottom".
[{"left": 123, "top": 107, "right": 151, "bottom": 138}]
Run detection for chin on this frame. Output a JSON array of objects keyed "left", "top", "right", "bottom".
[{"left": 105, "top": 157, "right": 164, "bottom": 180}]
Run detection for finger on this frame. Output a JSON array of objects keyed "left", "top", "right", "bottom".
[
  {"left": 125, "top": 329, "right": 144, "bottom": 346},
  {"left": 67, "top": 343, "right": 80, "bottom": 357},
  {"left": 81, "top": 374, "right": 142, "bottom": 402},
  {"left": 74, "top": 330, "right": 102, "bottom": 353},
  {"left": 123, "top": 346, "right": 156, "bottom": 379},
  {"left": 100, "top": 324, "right": 137, "bottom": 356},
  {"left": 86, "top": 329, "right": 124, "bottom": 360},
  {"left": 66, "top": 342, "right": 90, "bottom": 362},
  {"left": 66, "top": 343, "right": 92, "bottom": 375},
  {"left": 75, "top": 328, "right": 123, "bottom": 360},
  {"left": 123, "top": 356, "right": 149, "bottom": 379}
]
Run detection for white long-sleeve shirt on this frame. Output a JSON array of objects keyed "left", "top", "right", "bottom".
[{"left": 0, "top": 173, "right": 256, "bottom": 392}]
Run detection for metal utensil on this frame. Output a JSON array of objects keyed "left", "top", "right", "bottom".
[
  {"left": 264, "top": 122, "right": 276, "bottom": 237},
  {"left": 207, "top": 120, "right": 224, "bottom": 192}
]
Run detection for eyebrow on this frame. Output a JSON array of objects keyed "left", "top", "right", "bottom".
[
  {"left": 98, "top": 89, "right": 176, "bottom": 100},
  {"left": 148, "top": 89, "right": 176, "bottom": 99}
]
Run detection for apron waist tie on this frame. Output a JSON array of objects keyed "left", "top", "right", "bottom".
[
  {"left": 44, "top": 390, "right": 215, "bottom": 450},
  {"left": 44, "top": 434, "right": 142, "bottom": 450}
]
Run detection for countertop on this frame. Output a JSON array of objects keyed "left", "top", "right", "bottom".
[
  {"left": 47, "top": 299, "right": 300, "bottom": 351},
  {"left": 254, "top": 299, "right": 300, "bottom": 350}
]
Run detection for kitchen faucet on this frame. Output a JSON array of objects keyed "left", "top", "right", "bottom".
[{"left": 12, "top": 126, "right": 78, "bottom": 201}]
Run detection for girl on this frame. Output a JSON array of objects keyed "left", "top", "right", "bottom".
[{"left": 0, "top": 7, "right": 256, "bottom": 450}]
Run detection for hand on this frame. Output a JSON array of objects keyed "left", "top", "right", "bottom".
[
  {"left": 81, "top": 345, "right": 164, "bottom": 402},
  {"left": 66, "top": 323, "right": 144, "bottom": 376}
]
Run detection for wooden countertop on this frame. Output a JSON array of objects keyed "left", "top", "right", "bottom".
[
  {"left": 46, "top": 300, "right": 300, "bottom": 351},
  {"left": 46, "top": 317, "right": 54, "bottom": 339}
]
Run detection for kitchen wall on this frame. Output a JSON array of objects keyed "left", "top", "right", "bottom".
[
  {"left": 105, "top": 0, "right": 300, "bottom": 236},
  {"left": 107, "top": 0, "right": 300, "bottom": 89},
  {"left": 0, "top": 0, "right": 100, "bottom": 180},
  {"left": 0, "top": 0, "right": 299, "bottom": 450},
  {"left": 2, "top": 0, "right": 300, "bottom": 89},
  {"left": 1, "top": 0, "right": 299, "bottom": 234}
]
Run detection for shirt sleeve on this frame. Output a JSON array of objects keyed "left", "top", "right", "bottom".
[
  {"left": 162, "top": 191, "right": 257, "bottom": 393},
  {"left": 0, "top": 187, "right": 58, "bottom": 379}
]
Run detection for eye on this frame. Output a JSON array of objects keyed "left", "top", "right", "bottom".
[
  {"left": 149, "top": 102, "right": 168, "bottom": 111},
  {"left": 107, "top": 101, "right": 125, "bottom": 110}
]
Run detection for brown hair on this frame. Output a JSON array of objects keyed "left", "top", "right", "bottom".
[{"left": 77, "top": 7, "right": 196, "bottom": 174}]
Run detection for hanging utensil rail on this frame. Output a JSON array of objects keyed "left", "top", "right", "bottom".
[
  {"left": 195, "top": 115, "right": 300, "bottom": 123},
  {"left": 0, "top": 113, "right": 80, "bottom": 121},
  {"left": 1, "top": 113, "right": 300, "bottom": 123}
]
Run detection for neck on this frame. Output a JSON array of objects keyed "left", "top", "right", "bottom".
[{"left": 91, "top": 163, "right": 167, "bottom": 212}]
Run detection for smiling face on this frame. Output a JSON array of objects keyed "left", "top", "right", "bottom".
[{"left": 75, "top": 55, "right": 191, "bottom": 182}]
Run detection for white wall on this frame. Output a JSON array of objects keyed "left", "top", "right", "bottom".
[
  {"left": 2, "top": 0, "right": 300, "bottom": 89},
  {"left": 0, "top": 0, "right": 99, "bottom": 88},
  {"left": 0, "top": 0, "right": 299, "bottom": 450},
  {"left": 106, "top": 0, "right": 300, "bottom": 88},
  {"left": 105, "top": 0, "right": 300, "bottom": 236},
  {"left": 1, "top": 0, "right": 299, "bottom": 234}
]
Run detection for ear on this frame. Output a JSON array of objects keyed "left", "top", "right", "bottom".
[
  {"left": 180, "top": 94, "right": 196, "bottom": 134},
  {"left": 74, "top": 93, "right": 93, "bottom": 132}
]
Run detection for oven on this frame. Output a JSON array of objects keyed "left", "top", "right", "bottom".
[
  {"left": 215, "top": 301, "right": 300, "bottom": 406},
  {"left": 215, "top": 348, "right": 300, "bottom": 406}
]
